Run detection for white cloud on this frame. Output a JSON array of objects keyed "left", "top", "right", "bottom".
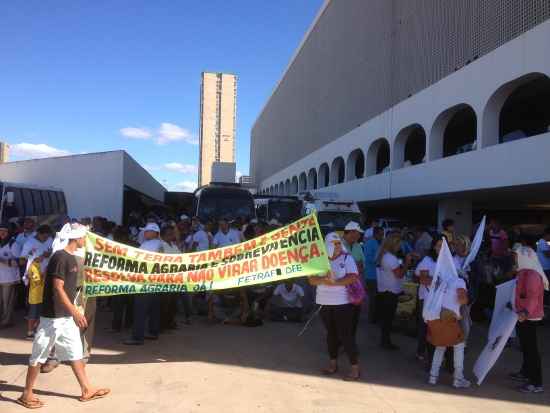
[
  {"left": 163, "top": 162, "right": 197, "bottom": 174},
  {"left": 10, "top": 142, "right": 71, "bottom": 160},
  {"left": 120, "top": 127, "right": 152, "bottom": 139},
  {"left": 143, "top": 164, "right": 161, "bottom": 172},
  {"left": 157, "top": 123, "right": 198, "bottom": 145},
  {"left": 173, "top": 180, "right": 198, "bottom": 192}
]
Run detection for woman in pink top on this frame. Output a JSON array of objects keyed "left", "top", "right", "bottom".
[{"left": 510, "top": 245, "right": 548, "bottom": 394}]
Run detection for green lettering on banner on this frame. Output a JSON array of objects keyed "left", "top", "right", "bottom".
[{"left": 83, "top": 214, "right": 329, "bottom": 297}]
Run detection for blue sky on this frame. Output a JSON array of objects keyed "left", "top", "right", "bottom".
[{"left": 0, "top": 0, "right": 323, "bottom": 191}]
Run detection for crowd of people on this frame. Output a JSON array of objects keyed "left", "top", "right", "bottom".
[
  {"left": 1, "top": 212, "right": 549, "bottom": 407},
  {"left": 314, "top": 218, "right": 549, "bottom": 392}
]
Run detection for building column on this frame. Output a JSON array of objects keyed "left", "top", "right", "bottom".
[{"left": 437, "top": 199, "right": 472, "bottom": 236}]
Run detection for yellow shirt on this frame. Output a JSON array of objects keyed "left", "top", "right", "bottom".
[{"left": 28, "top": 261, "right": 45, "bottom": 305}]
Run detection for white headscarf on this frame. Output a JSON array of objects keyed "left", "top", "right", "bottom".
[
  {"left": 52, "top": 223, "right": 88, "bottom": 254},
  {"left": 513, "top": 244, "right": 549, "bottom": 291}
]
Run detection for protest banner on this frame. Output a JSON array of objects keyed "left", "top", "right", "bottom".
[
  {"left": 83, "top": 214, "right": 330, "bottom": 297},
  {"left": 473, "top": 280, "right": 518, "bottom": 385}
]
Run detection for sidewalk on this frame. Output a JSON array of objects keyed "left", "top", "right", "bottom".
[{"left": 1, "top": 309, "right": 549, "bottom": 412}]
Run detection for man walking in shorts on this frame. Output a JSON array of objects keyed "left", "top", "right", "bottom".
[{"left": 18, "top": 223, "right": 110, "bottom": 409}]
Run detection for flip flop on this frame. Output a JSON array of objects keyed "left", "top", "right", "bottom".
[
  {"left": 78, "top": 388, "right": 111, "bottom": 402},
  {"left": 321, "top": 367, "right": 338, "bottom": 376},
  {"left": 16, "top": 397, "right": 44, "bottom": 409},
  {"left": 343, "top": 373, "right": 361, "bottom": 382}
]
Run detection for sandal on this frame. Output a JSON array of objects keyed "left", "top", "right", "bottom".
[
  {"left": 343, "top": 372, "right": 361, "bottom": 382},
  {"left": 321, "top": 367, "right": 338, "bottom": 375},
  {"left": 78, "top": 388, "right": 111, "bottom": 402},
  {"left": 16, "top": 397, "right": 44, "bottom": 409}
]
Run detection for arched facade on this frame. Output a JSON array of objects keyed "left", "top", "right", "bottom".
[
  {"left": 393, "top": 124, "right": 426, "bottom": 169},
  {"left": 284, "top": 179, "right": 291, "bottom": 195},
  {"left": 299, "top": 172, "right": 307, "bottom": 192},
  {"left": 366, "top": 138, "right": 390, "bottom": 176},
  {"left": 482, "top": 72, "right": 550, "bottom": 148},
  {"left": 330, "top": 157, "right": 345, "bottom": 185},
  {"left": 318, "top": 163, "right": 330, "bottom": 188},
  {"left": 307, "top": 168, "right": 317, "bottom": 190},
  {"left": 346, "top": 148, "right": 365, "bottom": 181},
  {"left": 291, "top": 176, "right": 299, "bottom": 194}
]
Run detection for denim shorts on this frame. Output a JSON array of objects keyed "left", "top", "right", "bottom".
[{"left": 27, "top": 304, "right": 42, "bottom": 320}]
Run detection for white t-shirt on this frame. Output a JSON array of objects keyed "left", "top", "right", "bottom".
[
  {"left": 273, "top": 284, "right": 305, "bottom": 308},
  {"left": 161, "top": 241, "right": 180, "bottom": 254},
  {"left": 316, "top": 253, "right": 358, "bottom": 305},
  {"left": 377, "top": 252, "right": 403, "bottom": 294},
  {"left": 140, "top": 238, "right": 163, "bottom": 252},
  {"left": 15, "top": 231, "right": 35, "bottom": 253},
  {"left": 20, "top": 237, "right": 53, "bottom": 277},
  {"left": 20, "top": 237, "right": 52, "bottom": 260},
  {"left": 415, "top": 256, "right": 435, "bottom": 300},
  {"left": 536, "top": 239, "right": 550, "bottom": 270},
  {"left": 187, "top": 230, "right": 210, "bottom": 252},
  {"left": 0, "top": 242, "right": 20, "bottom": 284},
  {"left": 441, "top": 278, "right": 467, "bottom": 317},
  {"left": 213, "top": 229, "right": 241, "bottom": 248}
]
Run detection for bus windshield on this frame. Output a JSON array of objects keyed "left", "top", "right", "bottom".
[
  {"left": 197, "top": 189, "right": 255, "bottom": 222},
  {"left": 268, "top": 200, "right": 302, "bottom": 224},
  {"left": 317, "top": 211, "right": 362, "bottom": 232}
]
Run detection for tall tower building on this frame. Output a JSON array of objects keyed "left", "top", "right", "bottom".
[
  {"left": 0, "top": 142, "right": 9, "bottom": 163},
  {"left": 198, "top": 72, "right": 237, "bottom": 186}
]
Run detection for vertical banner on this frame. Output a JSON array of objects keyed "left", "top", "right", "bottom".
[{"left": 83, "top": 214, "right": 330, "bottom": 297}]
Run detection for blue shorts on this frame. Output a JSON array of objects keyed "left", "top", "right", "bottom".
[{"left": 27, "top": 304, "right": 42, "bottom": 320}]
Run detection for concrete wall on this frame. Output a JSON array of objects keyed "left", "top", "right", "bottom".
[
  {"left": 251, "top": 0, "right": 550, "bottom": 184},
  {"left": 0, "top": 151, "right": 124, "bottom": 223},
  {"left": 258, "top": 19, "right": 550, "bottom": 203}
]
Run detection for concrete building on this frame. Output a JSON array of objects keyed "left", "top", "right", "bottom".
[
  {"left": 251, "top": 0, "right": 550, "bottom": 234},
  {"left": 0, "top": 142, "right": 9, "bottom": 163},
  {"left": 199, "top": 72, "right": 237, "bottom": 187},
  {"left": 0, "top": 150, "right": 166, "bottom": 224}
]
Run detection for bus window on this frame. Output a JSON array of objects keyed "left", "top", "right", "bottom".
[
  {"left": 31, "top": 190, "right": 44, "bottom": 216},
  {"left": 48, "top": 191, "right": 59, "bottom": 213},
  {"left": 21, "top": 189, "right": 35, "bottom": 216},
  {"left": 5, "top": 187, "right": 24, "bottom": 217},
  {"left": 42, "top": 191, "right": 53, "bottom": 214},
  {"left": 56, "top": 192, "right": 67, "bottom": 214}
]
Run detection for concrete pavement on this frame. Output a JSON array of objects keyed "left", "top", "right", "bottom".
[{"left": 1, "top": 308, "right": 549, "bottom": 412}]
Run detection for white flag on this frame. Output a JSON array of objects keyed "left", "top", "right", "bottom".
[
  {"left": 473, "top": 279, "right": 518, "bottom": 385},
  {"left": 423, "top": 238, "right": 458, "bottom": 322},
  {"left": 463, "top": 216, "right": 486, "bottom": 271}
]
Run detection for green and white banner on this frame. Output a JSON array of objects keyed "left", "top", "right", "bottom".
[{"left": 83, "top": 214, "right": 329, "bottom": 297}]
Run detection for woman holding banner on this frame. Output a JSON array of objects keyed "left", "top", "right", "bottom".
[{"left": 309, "top": 233, "right": 360, "bottom": 381}]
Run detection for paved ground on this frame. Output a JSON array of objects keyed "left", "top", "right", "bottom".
[{"left": 1, "top": 308, "right": 549, "bottom": 413}]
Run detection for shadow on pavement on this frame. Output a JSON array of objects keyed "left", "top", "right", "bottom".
[{"left": 1, "top": 308, "right": 549, "bottom": 407}]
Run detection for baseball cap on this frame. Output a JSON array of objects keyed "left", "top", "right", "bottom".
[
  {"left": 140, "top": 223, "right": 160, "bottom": 233},
  {"left": 344, "top": 221, "right": 364, "bottom": 233}
]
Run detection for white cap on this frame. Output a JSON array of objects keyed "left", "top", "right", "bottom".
[
  {"left": 250, "top": 218, "right": 259, "bottom": 224},
  {"left": 180, "top": 214, "right": 190, "bottom": 221},
  {"left": 140, "top": 223, "right": 160, "bottom": 233},
  {"left": 344, "top": 221, "right": 364, "bottom": 233},
  {"left": 268, "top": 218, "right": 281, "bottom": 227}
]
